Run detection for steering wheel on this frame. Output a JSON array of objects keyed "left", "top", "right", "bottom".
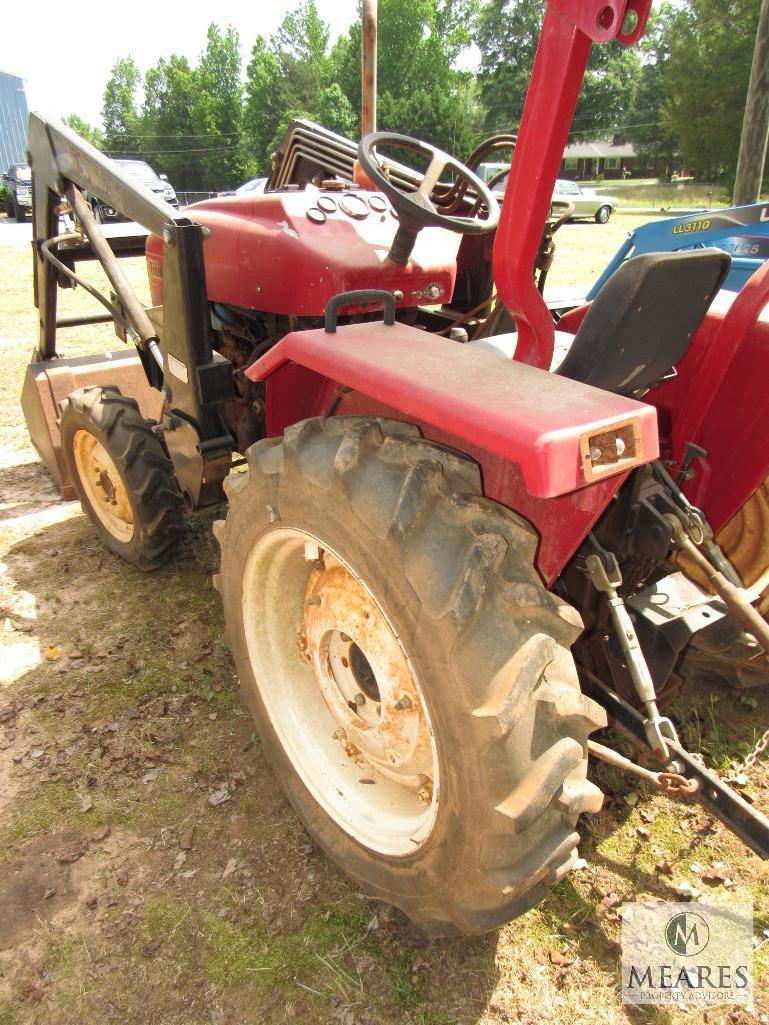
[{"left": 357, "top": 132, "right": 500, "bottom": 264}]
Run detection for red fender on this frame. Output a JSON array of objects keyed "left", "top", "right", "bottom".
[
  {"left": 647, "top": 265, "right": 769, "bottom": 532},
  {"left": 246, "top": 320, "right": 659, "bottom": 583}
]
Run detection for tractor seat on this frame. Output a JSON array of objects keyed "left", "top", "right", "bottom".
[
  {"left": 469, "top": 249, "right": 730, "bottom": 395},
  {"left": 555, "top": 248, "right": 730, "bottom": 395}
]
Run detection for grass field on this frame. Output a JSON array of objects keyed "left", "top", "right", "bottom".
[
  {"left": 0, "top": 212, "right": 767, "bottom": 1025},
  {"left": 591, "top": 180, "right": 734, "bottom": 210}
]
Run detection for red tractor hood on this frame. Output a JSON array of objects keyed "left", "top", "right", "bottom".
[{"left": 146, "top": 191, "right": 459, "bottom": 316}]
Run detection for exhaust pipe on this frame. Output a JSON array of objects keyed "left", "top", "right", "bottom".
[{"left": 361, "top": 0, "right": 377, "bottom": 137}]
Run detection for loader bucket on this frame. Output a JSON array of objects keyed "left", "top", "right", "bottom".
[{"left": 21, "top": 349, "right": 163, "bottom": 500}]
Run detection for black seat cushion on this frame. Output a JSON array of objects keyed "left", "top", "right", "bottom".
[{"left": 556, "top": 248, "right": 730, "bottom": 395}]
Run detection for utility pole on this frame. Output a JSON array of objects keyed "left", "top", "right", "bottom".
[{"left": 733, "top": 0, "right": 769, "bottom": 205}]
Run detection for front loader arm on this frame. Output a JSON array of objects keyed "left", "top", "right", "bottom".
[{"left": 26, "top": 112, "right": 233, "bottom": 506}]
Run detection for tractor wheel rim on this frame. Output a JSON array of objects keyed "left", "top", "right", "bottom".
[
  {"left": 242, "top": 527, "right": 439, "bottom": 856},
  {"left": 72, "top": 429, "right": 134, "bottom": 543}
]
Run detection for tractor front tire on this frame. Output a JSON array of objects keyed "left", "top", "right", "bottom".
[
  {"left": 595, "top": 205, "right": 611, "bottom": 224},
  {"left": 214, "top": 416, "right": 606, "bottom": 935},
  {"left": 60, "top": 386, "right": 184, "bottom": 571}
]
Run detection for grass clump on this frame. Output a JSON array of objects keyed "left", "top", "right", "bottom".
[
  {"left": 0, "top": 996, "right": 20, "bottom": 1025},
  {"left": 205, "top": 900, "right": 371, "bottom": 997},
  {"left": 0, "top": 781, "right": 112, "bottom": 851}
]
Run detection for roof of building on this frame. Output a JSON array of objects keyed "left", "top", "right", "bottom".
[{"left": 563, "top": 138, "right": 637, "bottom": 159}]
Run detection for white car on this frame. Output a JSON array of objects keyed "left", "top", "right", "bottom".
[
  {"left": 552, "top": 179, "right": 617, "bottom": 223},
  {"left": 477, "top": 166, "right": 617, "bottom": 223}
]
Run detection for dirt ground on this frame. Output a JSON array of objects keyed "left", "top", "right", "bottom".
[{"left": 0, "top": 213, "right": 768, "bottom": 1025}]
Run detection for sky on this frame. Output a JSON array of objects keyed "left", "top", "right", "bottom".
[{"left": 0, "top": 0, "right": 361, "bottom": 127}]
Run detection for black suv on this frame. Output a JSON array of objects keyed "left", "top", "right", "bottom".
[
  {"left": 2, "top": 163, "right": 32, "bottom": 221},
  {"left": 87, "top": 159, "right": 179, "bottom": 222}
]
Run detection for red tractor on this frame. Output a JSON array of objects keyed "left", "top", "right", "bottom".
[{"left": 22, "top": 0, "right": 769, "bottom": 935}]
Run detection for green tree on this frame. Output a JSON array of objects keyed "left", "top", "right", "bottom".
[
  {"left": 243, "top": 1, "right": 359, "bottom": 173},
  {"left": 63, "top": 114, "right": 104, "bottom": 149},
  {"left": 243, "top": 3, "right": 333, "bottom": 174},
  {"left": 623, "top": 3, "right": 677, "bottom": 167},
  {"left": 573, "top": 44, "right": 641, "bottom": 138},
  {"left": 476, "top": 0, "right": 643, "bottom": 140},
  {"left": 662, "top": 0, "right": 761, "bottom": 181},
  {"left": 331, "top": 0, "right": 480, "bottom": 155},
  {"left": 475, "top": 0, "right": 542, "bottom": 133},
  {"left": 317, "top": 83, "right": 357, "bottom": 138},
  {"left": 140, "top": 55, "right": 204, "bottom": 190},
  {"left": 190, "top": 24, "right": 245, "bottom": 190},
  {"left": 243, "top": 36, "right": 285, "bottom": 174},
  {"left": 273, "top": 0, "right": 331, "bottom": 109},
  {"left": 102, "top": 57, "right": 140, "bottom": 153}
]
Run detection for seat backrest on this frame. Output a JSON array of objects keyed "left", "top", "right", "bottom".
[{"left": 555, "top": 248, "right": 731, "bottom": 395}]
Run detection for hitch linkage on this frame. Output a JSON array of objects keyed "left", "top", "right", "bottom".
[
  {"left": 583, "top": 671, "right": 769, "bottom": 860},
  {"left": 585, "top": 535, "right": 679, "bottom": 760}
]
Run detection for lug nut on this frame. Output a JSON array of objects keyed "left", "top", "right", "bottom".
[
  {"left": 354, "top": 693, "right": 366, "bottom": 706},
  {"left": 394, "top": 695, "right": 413, "bottom": 711},
  {"left": 304, "top": 541, "right": 321, "bottom": 561}
]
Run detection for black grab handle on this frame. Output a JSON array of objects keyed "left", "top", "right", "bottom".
[{"left": 324, "top": 289, "right": 396, "bottom": 334}]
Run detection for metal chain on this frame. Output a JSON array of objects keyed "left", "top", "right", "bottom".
[{"left": 725, "top": 727, "right": 769, "bottom": 782}]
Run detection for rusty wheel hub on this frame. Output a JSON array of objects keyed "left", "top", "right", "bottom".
[
  {"left": 241, "top": 528, "right": 439, "bottom": 855},
  {"left": 304, "top": 556, "right": 434, "bottom": 791},
  {"left": 72, "top": 429, "right": 134, "bottom": 543}
]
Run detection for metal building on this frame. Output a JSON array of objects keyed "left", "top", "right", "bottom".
[{"left": 0, "top": 71, "right": 30, "bottom": 170}]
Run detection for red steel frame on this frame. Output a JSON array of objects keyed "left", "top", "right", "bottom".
[{"left": 493, "top": 0, "right": 651, "bottom": 368}]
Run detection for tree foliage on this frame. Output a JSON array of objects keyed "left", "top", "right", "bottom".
[
  {"left": 243, "top": 2, "right": 341, "bottom": 175},
  {"left": 63, "top": 115, "right": 104, "bottom": 149},
  {"left": 102, "top": 58, "right": 141, "bottom": 154},
  {"left": 331, "top": 0, "right": 478, "bottom": 156},
  {"left": 74, "top": 0, "right": 760, "bottom": 191},
  {"left": 662, "top": 0, "right": 761, "bottom": 180},
  {"left": 140, "top": 56, "right": 202, "bottom": 188},
  {"left": 190, "top": 25, "right": 245, "bottom": 189},
  {"left": 476, "top": 0, "right": 640, "bottom": 137}
]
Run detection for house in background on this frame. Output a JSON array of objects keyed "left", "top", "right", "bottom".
[
  {"left": 559, "top": 134, "right": 664, "bottom": 180},
  {"left": 0, "top": 71, "right": 29, "bottom": 170}
]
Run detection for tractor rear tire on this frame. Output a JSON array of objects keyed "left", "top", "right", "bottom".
[
  {"left": 715, "top": 479, "right": 769, "bottom": 619},
  {"left": 681, "top": 478, "right": 769, "bottom": 621},
  {"left": 60, "top": 386, "right": 184, "bottom": 571},
  {"left": 214, "top": 416, "right": 606, "bottom": 935}
]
